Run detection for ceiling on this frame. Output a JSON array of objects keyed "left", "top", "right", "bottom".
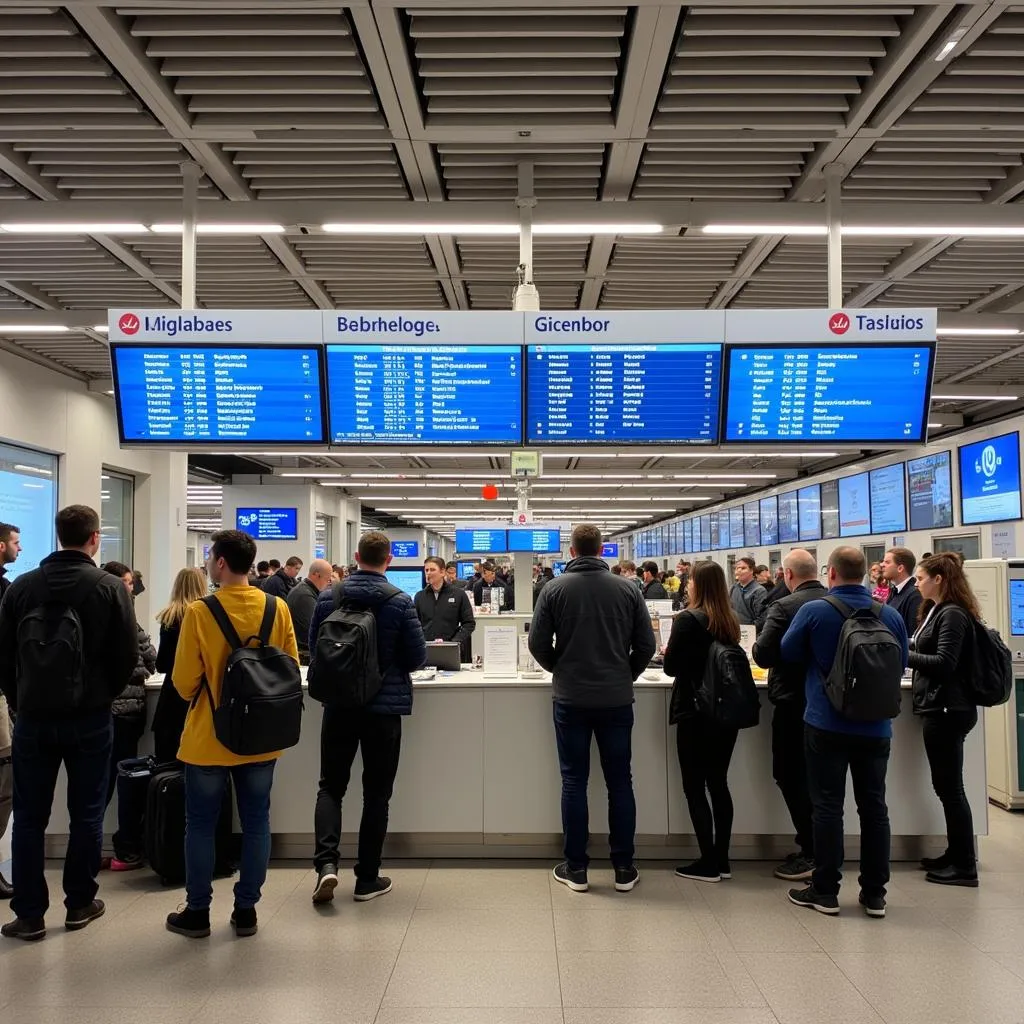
[{"left": 1, "top": 1, "right": 1023, "bottom": 537}]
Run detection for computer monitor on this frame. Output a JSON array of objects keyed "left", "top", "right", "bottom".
[{"left": 385, "top": 568, "right": 424, "bottom": 597}]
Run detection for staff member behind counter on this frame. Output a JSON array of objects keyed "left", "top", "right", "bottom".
[
  {"left": 415, "top": 556, "right": 476, "bottom": 659},
  {"left": 472, "top": 561, "right": 513, "bottom": 610}
]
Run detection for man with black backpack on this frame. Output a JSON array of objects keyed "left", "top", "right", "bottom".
[
  {"left": 0, "top": 505, "right": 138, "bottom": 941},
  {"left": 780, "top": 547, "right": 908, "bottom": 919},
  {"left": 307, "top": 531, "right": 426, "bottom": 905}
]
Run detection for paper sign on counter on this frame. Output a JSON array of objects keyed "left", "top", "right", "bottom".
[{"left": 483, "top": 622, "right": 519, "bottom": 677}]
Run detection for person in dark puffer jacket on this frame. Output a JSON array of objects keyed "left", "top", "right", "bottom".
[
  {"left": 306, "top": 531, "right": 427, "bottom": 904},
  {"left": 101, "top": 562, "right": 157, "bottom": 808}
]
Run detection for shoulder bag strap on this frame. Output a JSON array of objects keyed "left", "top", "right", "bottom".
[
  {"left": 200, "top": 594, "right": 244, "bottom": 650},
  {"left": 821, "top": 595, "right": 854, "bottom": 620},
  {"left": 256, "top": 594, "right": 277, "bottom": 646},
  {"left": 869, "top": 599, "right": 884, "bottom": 617}
]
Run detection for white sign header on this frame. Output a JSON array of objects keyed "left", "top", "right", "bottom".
[
  {"left": 724, "top": 307, "right": 937, "bottom": 344},
  {"left": 107, "top": 308, "right": 322, "bottom": 343},
  {"left": 322, "top": 310, "right": 523, "bottom": 346},
  {"left": 524, "top": 309, "right": 726, "bottom": 345}
]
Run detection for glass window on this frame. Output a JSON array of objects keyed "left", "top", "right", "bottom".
[
  {"left": 0, "top": 442, "right": 57, "bottom": 579},
  {"left": 934, "top": 534, "right": 981, "bottom": 561},
  {"left": 100, "top": 470, "right": 134, "bottom": 567}
]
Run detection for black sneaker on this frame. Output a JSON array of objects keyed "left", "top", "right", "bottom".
[
  {"left": 230, "top": 905, "right": 258, "bottom": 937},
  {"left": 312, "top": 864, "right": 339, "bottom": 904},
  {"left": 354, "top": 876, "right": 393, "bottom": 902},
  {"left": 674, "top": 859, "right": 721, "bottom": 883},
  {"left": 920, "top": 853, "right": 952, "bottom": 872},
  {"left": 553, "top": 862, "right": 588, "bottom": 893},
  {"left": 774, "top": 854, "right": 815, "bottom": 882},
  {"left": 1, "top": 916, "right": 45, "bottom": 941},
  {"left": 614, "top": 865, "right": 640, "bottom": 892},
  {"left": 859, "top": 892, "right": 886, "bottom": 918},
  {"left": 0, "top": 871, "right": 13, "bottom": 900},
  {"left": 165, "top": 906, "right": 211, "bottom": 938},
  {"left": 65, "top": 899, "right": 105, "bottom": 931},
  {"left": 926, "top": 864, "right": 979, "bottom": 888},
  {"left": 718, "top": 858, "right": 732, "bottom": 880},
  {"left": 788, "top": 885, "right": 840, "bottom": 915}
]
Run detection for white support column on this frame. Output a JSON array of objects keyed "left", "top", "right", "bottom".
[
  {"left": 513, "top": 478, "right": 533, "bottom": 612},
  {"left": 135, "top": 450, "right": 188, "bottom": 626},
  {"left": 181, "top": 161, "right": 201, "bottom": 309},
  {"left": 824, "top": 163, "right": 845, "bottom": 309},
  {"left": 513, "top": 161, "right": 540, "bottom": 311}
]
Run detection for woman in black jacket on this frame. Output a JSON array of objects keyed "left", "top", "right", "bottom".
[
  {"left": 663, "top": 561, "right": 742, "bottom": 883},
  {"left": 908, "top": 552, "right": 980, "bottom": 888},
  {"left": 151, "top": 567, "right": 208, "bottom": 764}
]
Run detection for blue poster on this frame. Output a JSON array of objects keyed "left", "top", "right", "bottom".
[{"left": 959, "top": 432, "right": 1022, "bottom": 525}]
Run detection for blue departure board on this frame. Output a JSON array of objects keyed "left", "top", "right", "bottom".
[
  {"left": 778, "top": 490, "right": 799, "bottom": 543},
  {"left": 526, "top": 343, "right": 722, "bottom": 444},
  {"left": 455, "top": 528, "right": 508, "bottom": 553},
  {"left": 236, "top": 507, "right": 298, "bottom": 541},
  {"left": 112, "top": 344, "right": 325, "bottom": 444},
  {"left": 729, "top": 507, "right": 744, "bottom": 550},
  {"left": 508, "top": 528, "right": 561, "bottom": 554},
  {"left": 326, "top": 344, "right": 522, "bottom": 445},
  {"left": 722, "top": 343, "right": 934, "bottom": 444}
]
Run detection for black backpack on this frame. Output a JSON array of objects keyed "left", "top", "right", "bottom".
[
  {"left": 16, "top": 566, "right": 106, "bottom": 715},
  {"left": 967, "top": 619, "right": 1013, "bottom": 707},
  {"left": 307, "top": 581, "right": 402, "bottom": 708},
  {"left": 197, "top": 594, "right": 303, "bottom": 756},
  {"left": 690, "top": 610, "right": 760, "bottom": 729},
  {"left": 822, "top": 596, "right": 904, "bottom": 721}
]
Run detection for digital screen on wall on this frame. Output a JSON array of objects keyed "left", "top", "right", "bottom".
[
  {"left": 722, "top": 343, "right": 934, "bottom": 444},
  {"left": 235, "top": 507, "right": 298, "bottom": 541},
  {"left": 778, "top": 490, "right": 799, "bottom": 543},
  {"left": 839, "top": 472, "right": 871, "bottom": 537},
  {"left": 111, "top": 344, "right": 326, "bottom": 444},
  {"left": 508, "top": 528, "right": 561, "bottom": 554},
  {"left": 326, "top": 344, "right": 522, "bottom": 445},
  {"left": 744, "top": 501, "right": 760, "bottom": 548},
  {"left": 390, "top": 540, "right": 420, "bottom": 559},
  {"left": 601, "top": 543, "right": 619, "bottom": 559},
  {"left": 700, "top": 514, "right": 711, "bottom": 551},
  {"left": 718, "top": 511, "right": 731, "bottom": 549},
  {"left": 729, "top": 506, "right": 745, "bottom": 549},
  {"left": 798, "top": 484, "right": 821, "bottom": 542},
  {"left": 525, "top": 343, "right": 722, "bottom": 444},
  {"left": 457, "top": 561, "right": 476, "bottom": 580},
  {"left": 683, "top": 519, "right": 693, "bottom": 554},
  {"left": 1010, "top": 579, "right": 1024, "bottom": 637},
  {"left": 455, "top": 528, "right": 509, "bottom": 553},
  {"left": 386, "top": 568, "right": 425, "bottom": 598},
  {"left": 907, "top": 451, "right": 953, "bottom": 531},
  {"left": 0, "top": 444, "right": 56, "bottom": 579},
  {"left": 959, "top": 432, "right": 1022, "bottom": 525},
  {"left": 869, "top": 463, "right": 907, "bottom": 534},
  {"left": 820, "top": 479, "right": 840, "bottom": 539},
  {"left": 760, "top": 495, "right": 779, "bottom": 546},
  {"left": 711, "top": 511, "right": 722, "bottom": 550}
]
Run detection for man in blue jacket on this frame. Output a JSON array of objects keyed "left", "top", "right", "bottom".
[
  {"left": 781, "top": 546, "right": 908, "bottom": 919},
  {"left": 306, "top": 531, "right": 426, "bottom": 905}
]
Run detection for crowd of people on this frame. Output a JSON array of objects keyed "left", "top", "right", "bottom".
[{"left": 0, "top": 507, "right": 989, "bottom": 942}]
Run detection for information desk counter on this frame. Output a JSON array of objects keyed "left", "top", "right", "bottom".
[{"left": 46, "top": 670, "right": 987, "bottom": 861}]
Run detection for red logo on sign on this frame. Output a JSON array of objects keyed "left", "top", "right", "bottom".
[
  {"left": 828, "top": 312, "right": 850, "bottom": 335},
  {"left": 118, "top": 313, "right": 140, "bottom": 336}
]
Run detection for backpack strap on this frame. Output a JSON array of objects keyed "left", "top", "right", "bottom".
[
  {"left": 336, "top": 580, "right": 404, "bottom": 610},
  {"left": 256, "top": 594, "right": 277, "bottom": 646},
  {"left": 822, "top": 595, "right": 854, "bottom": 620},
  {"left": 201, "top": 594, "right": 244, "bottom": 651}
]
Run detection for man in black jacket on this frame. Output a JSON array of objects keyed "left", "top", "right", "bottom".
[
  {"left": 529, "top": 524, "right": 656, "bottom": 895},
  {"left": 472, "top": 561, "right": 513, "bottom": 610},
  {"left": 415, "top": 557, "right": 475, "bottom": 659},
  {"left": 262, "top": 555, "right": 302, "bottom": 599},
  {"left": 882, "top": 546, "right": 923, "bottom": 637},
  {"left": 287, "top": 558, "right": 334, "bottom": 663},
  {"left": 0, "top": 505, "right": 138, "bottom": 941},
  {"left": 640, "top": 561, "right": 668, "bottom": 600},
  {"left": 752, "top": 548, "right": 824, "bottom": 884}
]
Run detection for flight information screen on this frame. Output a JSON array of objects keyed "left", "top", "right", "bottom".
[
  {"left": 798, "top": 484, "right": 821, "bottom": 542},
  {"left": 526, "top": 343, "right": 722, "bottom": 444},
  {"left": 722, "top": 343, "right": 934, "bottom": 444},
  {"left": 744, "top": 501, "right": 760, "bottom": 548},
  {"left": 326, "top": 344, "right": 522, "bottom": 445},
  {"left": 778, "top": 490, "right": 799, "bottom": 543},
  {"left": 907, "top": 451, "right": 953, "bottom": 531},
  {"left": 112, "top": 344, "right": 325, "bottom": 444}
]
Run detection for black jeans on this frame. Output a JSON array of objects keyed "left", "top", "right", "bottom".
[
  {"left": 553, "top": 702, "right": 636, "bottom": 872},
  {"left": 676, "top": 715, "right": 738, "bottom": 864},
  {"left": 772, "top": 702, "right": 814, "bottom": 858},
  {"left": 11, "top": 710, "right": 112, "bottom": 920},
  {"left": 921, "top": 709, "right": 978, "bottom": 868},
  {"left": 805, "top": 724, "right": 891, "bottom": 899},
  {"left": 105, "top": 714, "right": 144, "bottom": 807},
  {"left": 314, "top": 707, "right": 402, "bottom": 881}
]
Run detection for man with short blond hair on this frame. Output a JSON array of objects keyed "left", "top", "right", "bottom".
[{"left": 287, "top": 558, "right": 333, "bottom": 664}]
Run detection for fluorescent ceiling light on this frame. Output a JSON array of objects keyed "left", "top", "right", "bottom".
[
  {"left": 703, "top": 224, "right": 1024, "bottom": 239},
  {"left": 92, "top": 325, "right": 109, "bottom": 333},
  {"left": 0, "top": 324, "right": 70, "bottom": 333},
  {"left": 936, "top": 327, "right": 1020, "bottom": 337},
  {"left": 150, "top": 223, "right": 285, "bottom": 235},
  {"left": 932, "top": 393, "right": 1019, "bottom": 402},
  {"left": 702, "top": 225, "right": 826, "bottom": 236},
  {"left": 935, "top": 28, "right": 966, "bottom": 61},
  {"left": 321, "top": 223, "right": 662, "bottom": 236},
  {"left": 0, "top": 222, "right": 149, "bottom": 234},
  {"left": 572, "top": 451, "right": 838, "bottom": 459}
]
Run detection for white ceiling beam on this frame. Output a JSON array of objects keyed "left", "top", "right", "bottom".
[{"left": 67, "top": 4, "right": 333, "bottom": 310}]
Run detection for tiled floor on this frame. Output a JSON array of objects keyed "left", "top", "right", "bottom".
[{"left": 4, "top": 811, "right": 1024, "bottom": 1023}]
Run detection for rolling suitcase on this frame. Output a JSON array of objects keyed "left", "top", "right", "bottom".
[{"left": 143, "top": 763, "right": 235, "bottom": 885}]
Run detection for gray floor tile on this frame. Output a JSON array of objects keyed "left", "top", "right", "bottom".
[
  {"left": 417, "top": 865, "right": 553, "bottom": 908},
  {"left": 0, "top": 1010, "right": 199, "bottom": 1024},
  {"left": 403, "top": 905, "right": 555, "bottom": 951},
  {"left": 739, "top": 952, "right": 885, "bottom": 1024},
  {"left": 796, "top": 905, "right": 976, "bottom": 954},
  {"left": 382, "top": 949, "right": 562, "bottom": 1008},
  {"left": 563, "top": 1012, "right": 780, "bottom": 1024},
  {"left": 558, "top": 950, "right": 748, "bottom": 1008},
  {"left": 376, "top": 1011, "right": 564, "bottom": 1024},
  {"left": 553, "top": 905, "right": 709, "bottom": 951},
  {"left": 832, "top": 950, "right": 1024, "bottom": 1024},
  {"left": 704, "top": 907, "right": 822, "bottom": 953}
]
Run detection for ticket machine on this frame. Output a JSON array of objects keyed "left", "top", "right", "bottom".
[{"left": 967, "top": 559, "right": 1024, "bottom": 808}]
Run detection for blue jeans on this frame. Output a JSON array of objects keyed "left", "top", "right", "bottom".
[
  {"left": 553, "top": 702, "right": 636, "bottom": 871},
  {"left": 184, "top": 761, "right": 275, "bottom": 911},
  {"left": 11, "top": 710, "right": 112, "bottom": 920}
]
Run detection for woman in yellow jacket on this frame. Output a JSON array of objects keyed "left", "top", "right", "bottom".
[{"left": 166, "top": 530, "right": 298, "bottom": 940}]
